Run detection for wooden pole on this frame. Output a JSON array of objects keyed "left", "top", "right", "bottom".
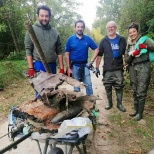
[{"left": 25, "top": 21, "right": 52, "bottom": 73}]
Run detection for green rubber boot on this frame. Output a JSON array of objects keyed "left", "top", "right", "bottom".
[
  {"left": 129, "top": 98, "right": 139, "bottom": 117},
  {"left": 116, "top": 89, "right": 126, "bottom": 112},
  {"left": 134, "top": 100, "right": 145, "bottom": 121},
  {"left": 105, "top": 88, "right": 113, "bottom": 110}
]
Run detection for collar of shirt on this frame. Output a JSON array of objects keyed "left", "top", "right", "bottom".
[{"left": 74, "top": 34, "right": 85, "bottom": 40}]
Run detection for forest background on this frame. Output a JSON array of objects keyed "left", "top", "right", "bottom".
[
  {"left": 0, "top": 0, "right": 154, "bottom": 58},
  {"left": 0, "top": 1, "right": 154, "bottom": 153}
]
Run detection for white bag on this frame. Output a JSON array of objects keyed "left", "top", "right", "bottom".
[{"left": 51, "top": 117, "right": 93, "bottom": 138}]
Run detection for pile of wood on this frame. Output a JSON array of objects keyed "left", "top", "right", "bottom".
[
  {"left": 17, "top": 22, "right": 101, "bottom": 134},
  {"left": 14, "top": 72, "right": 101, "bottom": 133}
]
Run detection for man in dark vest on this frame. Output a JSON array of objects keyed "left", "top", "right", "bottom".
[{"left": 95, "top": 21, "right": 127, "bottom": 112}]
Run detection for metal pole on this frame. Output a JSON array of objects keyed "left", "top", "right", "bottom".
[{"left": 0, "top": 132, "right": 32, "bottom": 154}]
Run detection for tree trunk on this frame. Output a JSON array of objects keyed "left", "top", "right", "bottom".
[
  {"left": 2, "top": 0, "right": 20, "bottom": 52},
  {"left": 7, "top": 20, "right": 20, "bottom": 52},
  {"left": 33, "top": 0, "right": 37, "bottom": 21}
]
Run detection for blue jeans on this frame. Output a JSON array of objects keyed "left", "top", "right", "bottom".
[
  {"left": 72, "top": 65, "right": 93, "bottom": 95},
  {"left": 33, "top": 61, "right": 57, "bottom": 98}
]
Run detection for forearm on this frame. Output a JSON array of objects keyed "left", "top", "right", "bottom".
[
  {"left": 65, "top": 52, "right": 70, "bottom": 69},
  {"left": 58, "top": 54, "right": 64, "bottom": 69},
  {"left": 95, "top": 56, "right": 102, "bottom": 68},
  {"left": 91, "top": 48, "right": 99, "bottom": 62},
  {"left": 26, "top": 56, "right": 33, "bottom": 68}
]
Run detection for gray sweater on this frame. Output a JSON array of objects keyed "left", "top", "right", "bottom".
[{"left": 25, "top": 21, "right": 62, "bottom": 63}]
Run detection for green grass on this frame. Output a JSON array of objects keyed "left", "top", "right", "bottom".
[
  {"left": 106, "top": 73, "right": 154, "bottom": 153},
  {"left": 108, "top": 113, "right": 123, "bottom": 126},
  {"left": 0, "top": 60, "right": 27, "bottom": 87},
  {"left": 107, "top": 113, "right": 154, "bottom": 153},
  {"left": 0, "top": 60, "right": 33, "bottom": 118},
  {"left": 107, "top": 80, "right": 154, "bottom": 154}
]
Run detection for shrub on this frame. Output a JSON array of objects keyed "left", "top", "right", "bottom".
[{"left": 6, "top": 51, "right": 26, "bottom": 60}]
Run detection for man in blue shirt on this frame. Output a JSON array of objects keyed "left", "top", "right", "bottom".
[{"left": 65, "top": 20, "right": 99, "bottom": 95}]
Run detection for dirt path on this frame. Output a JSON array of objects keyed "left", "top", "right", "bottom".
[
  {"left": 0, "top": 62, "right": 119, "bottom": 154},
  {"left": 87, "top": 67, "right": 118, "bottom": 154}
]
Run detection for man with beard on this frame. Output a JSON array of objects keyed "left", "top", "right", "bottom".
[
  {"left": 65, "top": 20, "right": 99, "bottom": 95},
  {"left": 25, "top": 5, "right": 64, "bottom": 77}
]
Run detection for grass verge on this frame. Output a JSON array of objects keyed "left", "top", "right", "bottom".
[{"left": 106, "top": 75, "right": 154, "bottom": 154}]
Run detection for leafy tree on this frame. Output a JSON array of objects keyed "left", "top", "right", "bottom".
[
  {"left": 0, "top": 0, "right": 82, "bottom": 59},
  {"left": 0, "top": 0, "right": 29, "bottom": 55},
  {"left": 94, "top": 0, "right": 121, "bottom": 35},
  {"left": 93, "top": 0, "right": 154, "bottom": 39},
  {"left": 90, "top": 28, "right": 104, "bottom": 45}
]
